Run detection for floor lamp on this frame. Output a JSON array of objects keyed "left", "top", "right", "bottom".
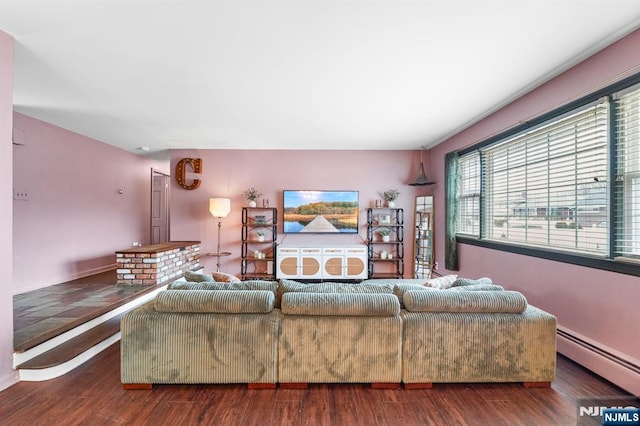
[{"left": 209, "top": 198, "right": 231, "bottom": 272}]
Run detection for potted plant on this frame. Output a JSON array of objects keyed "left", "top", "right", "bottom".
[
  {"left": 383, "top": 189, "right": 400, "bottom": 207},
  {"left": 378, "top": 227, "right": 392, "bottom": 242},
  {"left": 242, "top": 187, "right": 262, "bottom": 208},
  {"left": 256, "top": 230, "right": 265, "bottom": 242}
]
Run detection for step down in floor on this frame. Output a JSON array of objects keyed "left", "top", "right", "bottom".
[{"left": 14, "top": 285, "right": 167, "bottom": 381}]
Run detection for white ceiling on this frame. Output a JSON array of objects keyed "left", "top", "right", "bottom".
[{"left": 2, "top": 1, "right": 640, "bottom": 153}]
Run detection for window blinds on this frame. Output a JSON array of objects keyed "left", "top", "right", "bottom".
[
  {"left": 614, "top": 84, "right": 640, "bottom": 259},
  {"left": 480, "top": 102, "right": 609, "bottom": 255}
]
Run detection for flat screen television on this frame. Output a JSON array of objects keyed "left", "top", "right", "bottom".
[{"left": 283, "top": 190, "right": 359, "bottom": 234}]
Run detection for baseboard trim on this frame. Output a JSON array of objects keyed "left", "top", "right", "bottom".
[{"left": 557, "top": 326, "right": 640, "bottom": 397}]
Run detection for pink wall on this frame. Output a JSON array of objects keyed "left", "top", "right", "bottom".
[
  {"left": 0, "top": 30, "right": 17, "bottom": 390},
  {"left": 169, "top": 149, "right": 432, "bottom": 275},
  {"left": 429, "top": 29, "right": 640, "bottom": 395},
  {"left": 12, "top": 113, "right": 169, "bottom": 293}
]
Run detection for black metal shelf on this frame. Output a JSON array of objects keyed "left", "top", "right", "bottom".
[
  {"left": 366, "top": 208, "right": 404, "bottom": 278},
  {"left": 241, "top": 207, "right": 278, "bottom": 280}
]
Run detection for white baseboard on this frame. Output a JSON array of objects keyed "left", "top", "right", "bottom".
[
  {"left": 557, "top": 326, "right": 640, "bottom": 397},
  {"left": 0, "top": 370, "right": 19, "bottom": 392}
]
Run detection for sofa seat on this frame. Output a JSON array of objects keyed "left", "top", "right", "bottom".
[
  {"left": 121, "top": 289, "right": 280, "bottom": 388},
  {"left": 278, "top": 292, "right": 402, "bottom": 386},
  {"left": 400, "top": 290, "right": 557, "bottom": 387}
]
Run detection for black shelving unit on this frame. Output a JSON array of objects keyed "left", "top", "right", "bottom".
[
  {"left": 241, "top": 207, "right": 278, "bottom": 280},
  {"left": 367, "top": 208, "right": 404, "bottom": 278}
]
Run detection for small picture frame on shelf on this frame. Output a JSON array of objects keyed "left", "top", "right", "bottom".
[{"left": 379, "top": 214, "right": 391, "bottom": 225}]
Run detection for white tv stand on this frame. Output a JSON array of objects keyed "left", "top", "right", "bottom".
[{"left": 276, "top": 243, "right": 368, "bottom": 280}]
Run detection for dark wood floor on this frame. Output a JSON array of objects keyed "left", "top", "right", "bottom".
[{"left": 0, "top": 342, "right": 634, "bottom": 426}]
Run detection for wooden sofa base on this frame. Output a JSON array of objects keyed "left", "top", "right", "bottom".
[
  {"left": 279, "top": 383, "right": 309, "bottom": 389},
  {"left": 522, "top": 381, "right": 551, "bottom": 388},
  {"left": 404, "top": 383, "right": 433, "bottom": 389},
  {"left": 403, "top": 382, "right": 551, "bottom": 389},
  {"left": 123, "top": 384, "right": 153, "bottom": 390},
  {"left": 279, "top": 383, "right": 401, "bottom": 389},
  {"left": 123, "top": 383, "right": 277, "bottom": 390}
]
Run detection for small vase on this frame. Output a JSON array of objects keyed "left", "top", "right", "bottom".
[
  {"left": 387, "top": 201, "right": 395, "bottom": 208},
  {"left": 249, "top": 200, "right": 257, "bottom": 208},
  {"left": 257, "top": 235, "right": 265, "bottom": 242},
  {"left": 382, "top": 235, "right": 390, "bottom": 243}
]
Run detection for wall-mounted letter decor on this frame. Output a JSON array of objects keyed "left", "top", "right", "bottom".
[{"left": 175, "top": 158, "right": 203, "bottom": 190}]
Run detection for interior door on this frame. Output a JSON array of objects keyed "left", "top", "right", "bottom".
[{"left": 151, "top": 169, "right": 170, "bottom": 244}]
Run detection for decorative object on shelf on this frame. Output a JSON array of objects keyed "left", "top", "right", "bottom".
[
  {"left": 383, "top": 189, "right": 400, "bottom": 208},
  {"left": 379, "top": 213, "right": 392, "bottom": 224},
  {"left": 209, "top": 197, "right": 231, "bottom": 272},
  {"left": 242, "top": 187, "right": 262, "bottom": 208},
  {"left": 255, "top": 215, "right": 267, "bottom": 224},
  {"left": 378, "top": 227, "right": 392, "bottom": 242},
  {"left": 256, "top": 231, "right": 265, "bottom": 242},
  {"left": 262, "top": 199, "right": 269, "bottom": 208},
  {"left": 409, "top": 145, "right": 436, "bottom": 186}
]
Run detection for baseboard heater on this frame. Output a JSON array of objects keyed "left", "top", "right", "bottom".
[{"left": 557, "top": 326, "right": 640, "bottom": 396}]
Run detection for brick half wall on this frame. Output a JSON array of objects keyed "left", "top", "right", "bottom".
[{"left": 116, "top": 242, "right": 200, "bottom": 285}]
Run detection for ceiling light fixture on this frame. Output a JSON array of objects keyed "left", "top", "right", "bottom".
[{"left": 409, "top": 146, "right": 435, "bottom": 186}]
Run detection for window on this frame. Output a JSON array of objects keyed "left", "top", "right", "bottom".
[
  {"left": 457, "top": 152, "right": 480, "bottom": 237},
  {"left": 614, "top": 84, "right": 640, "bottom": 259},
  {"left": 452, "top": 76, "right": 640, "bottom": 273}
]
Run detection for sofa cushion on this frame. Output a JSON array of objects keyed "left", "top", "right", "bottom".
[
  {"left": 278, "top": 279, "right": 393, "bottom": 309},
  {"left": 403, "top": 290, "right": 527, "bottom": 313},
  {"left": 424, "top": 274, "right": 459, "bottom": 289},
  {"left": 392, "top": 284, "right": 436, "bottom": 308},
  {"left": 280, "top": 279, "right": 393, "bottom": 294},
  {"left": 211, "top": 271, "right": 241, "bottom": 283},
  {"left": 448, "top": 284, "right": 505, "bottom": 291},
  {"left": 281, "top": 293, "right": 400, "bottom": 316},
  {"left": 168, "top": 280, "right": 278, "bottom": 293},
  {"left": 450, "top": 277, "right": 493, "bottom": 287},
  {"left": 183, "top": 270, "right": 215, "bottom": 282},
  {"left": 154, "top": 290, "right": 275, "bottom": 313}
]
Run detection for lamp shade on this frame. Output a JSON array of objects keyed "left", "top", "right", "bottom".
[
  {"left": 209, "top": 198, "right": 231, "bottom": 218},
  {"left": 409, "top": 162, "right": 435, "bottom": 186}
]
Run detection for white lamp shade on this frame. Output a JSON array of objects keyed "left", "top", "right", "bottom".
[{"left": 209, "top": 198, "right": 231, "bottom": 218}]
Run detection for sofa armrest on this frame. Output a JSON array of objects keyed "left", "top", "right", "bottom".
[
  {"left": 154, "top": 290, "right": 275, "bottom": 313},
  {"left": 281, "top": 293, "right": 400, "bottom": 316},
  {"left": 403, "top": 290, "right": 527, "bottom": 313}
]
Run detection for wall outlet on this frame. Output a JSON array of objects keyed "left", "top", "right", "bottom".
[
  {"left": 434, "top": 261, "right": 439, "bottom": 270},
  {"left": 13, "top": 188, "right": 29, "bottom": 201},
  {"left": 132, "top": 242, "right": 141, "bottom": 247}
]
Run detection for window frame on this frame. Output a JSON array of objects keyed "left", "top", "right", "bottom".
[{"left": 453, "top": 72, "right": 640, "bottom": 277}]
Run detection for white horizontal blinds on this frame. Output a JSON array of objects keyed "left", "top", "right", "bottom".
[
  {"left": 481, "top": 102, "right": 609, "bottom": 255},
  {"left": 457, "top": 152, "right": 481, "bottom": 237},
  {"left": 613, "top": 84, "right": 640, "bottom": 259}
]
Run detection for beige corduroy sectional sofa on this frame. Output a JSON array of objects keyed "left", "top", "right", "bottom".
[{"left": 120, "top": 276, "right": 557, "bottom": 389}]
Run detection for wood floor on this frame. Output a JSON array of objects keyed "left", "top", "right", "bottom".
[{"left": 0, "top": 343, "right": 634, "bottom": 426}]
